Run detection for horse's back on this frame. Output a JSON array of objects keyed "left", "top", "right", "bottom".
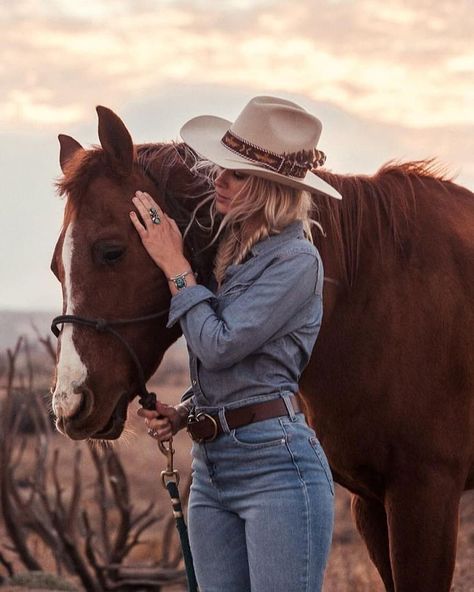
[{"left": 415, "top": 178, "right": 473, "bottom": 275}]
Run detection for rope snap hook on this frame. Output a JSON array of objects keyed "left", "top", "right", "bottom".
[{"left": 158, "top": 437, "right": 180, "bottom": 487}]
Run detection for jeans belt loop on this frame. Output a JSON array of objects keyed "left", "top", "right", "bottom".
[
  {"left": 218, "top": 408, "right": 231, "bottom": 434},
  {"left": 282, "top": 392, "right": 297, "bottom": 421}
]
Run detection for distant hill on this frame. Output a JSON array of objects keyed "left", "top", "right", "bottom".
[{"left": 0, "top": 309, "right": 55, "bottom": 350}]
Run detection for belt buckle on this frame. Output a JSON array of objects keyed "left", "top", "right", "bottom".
[{"left": 187, "top": 411, "right": 219, "bottom": 443}]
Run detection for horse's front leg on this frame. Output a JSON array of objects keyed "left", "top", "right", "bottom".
[
  {"left": 352, "top": 494, "right": 394, "bottom": 591},
  {"left": 385, "top": 466, "right": 461, "bottom": 592}
]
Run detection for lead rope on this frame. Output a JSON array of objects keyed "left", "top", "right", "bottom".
[{"left": 140, "top": 392, "right": 198, "bottom": 592}]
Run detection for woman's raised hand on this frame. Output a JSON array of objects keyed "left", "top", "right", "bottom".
[{"left": 129, "top": 190, "right": 188, "bottom": 275}]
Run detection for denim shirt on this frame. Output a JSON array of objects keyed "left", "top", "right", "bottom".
[{"left": 166, "top": 220, "right": 324, "bottom": 409}]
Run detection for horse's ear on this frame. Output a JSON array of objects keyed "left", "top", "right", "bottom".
[
  {"left": 96, "top": 105, "right": 135, "bottom": 177},
  {"left": 58, "top": 134, "right": 83, "bottom": 173}
]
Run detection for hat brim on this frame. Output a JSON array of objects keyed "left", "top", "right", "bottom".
[{"left": 180, "top": 115, "right": 342, "bottom": 200}]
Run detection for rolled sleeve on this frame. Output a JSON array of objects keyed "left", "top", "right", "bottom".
[
  {"left": 176, "top": 251, "right": 320, "bottom": 371},
  {"left": 166, "top": 285, "right": 217, "bottom": 328}
]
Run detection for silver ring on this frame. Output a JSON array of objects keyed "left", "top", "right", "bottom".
[
  {"left": 147, "top": 428, "right": 159, "bottom": 438},
  {"left": 149, "top": 207, "right": 161, "bottom": 225}
]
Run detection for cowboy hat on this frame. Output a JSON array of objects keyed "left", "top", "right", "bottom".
[{"left": 180, "top": 96, "right": 342, "bottom": 200}]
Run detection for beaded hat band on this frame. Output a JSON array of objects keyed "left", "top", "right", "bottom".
[{"left": 221, "top": 129, "right": 327, "bottom": 179}]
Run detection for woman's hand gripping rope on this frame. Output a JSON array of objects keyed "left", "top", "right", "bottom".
[{"left": 138, "top": 400, "right": 189, "bottom": 442}]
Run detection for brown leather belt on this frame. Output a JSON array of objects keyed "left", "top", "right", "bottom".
[{"left": 186, "top": 394, "right": 301, "bottom": 443}]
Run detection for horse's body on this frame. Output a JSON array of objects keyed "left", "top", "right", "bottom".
[{"left": 51, "top": 107, "right": 474, "bottom": 592}]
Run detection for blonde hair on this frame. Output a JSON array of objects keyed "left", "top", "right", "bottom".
[{"left": 184, "top": 161, "right": 320, "bottom": 287}]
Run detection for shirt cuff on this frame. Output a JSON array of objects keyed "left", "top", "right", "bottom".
[{"left": 166, "top": 284, "right": 217, "bottom": 328}]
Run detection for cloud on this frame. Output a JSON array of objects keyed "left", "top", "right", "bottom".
[{"left": 0, "top": 0, "right": 472, "bottom": 130}]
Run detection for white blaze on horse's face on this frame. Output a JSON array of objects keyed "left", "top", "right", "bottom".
[{"left": 52, "top": 222, "right": 88, "bottom": 419}]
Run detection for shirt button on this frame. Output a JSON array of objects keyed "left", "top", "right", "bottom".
[{"left": 192, "top": 379, "right": 197, "bottom": 385}]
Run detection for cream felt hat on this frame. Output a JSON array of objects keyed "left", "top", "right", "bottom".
[{"left": 180, "top": 96, "right": 342, "bottom": 200}]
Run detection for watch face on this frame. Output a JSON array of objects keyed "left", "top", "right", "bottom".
[{"left": 176, "top": 276, "right": 187, "bottom": 289}]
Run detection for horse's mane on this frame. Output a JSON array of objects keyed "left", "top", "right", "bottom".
[
  {"left": 313, "top": 159, "right": 456, "bottom": 287},
  {"left": 136, "top": 142, "right": 214, "bottom": 226},
  {"left": 56, "top": 148, "right": 109, "bottom": 232}
]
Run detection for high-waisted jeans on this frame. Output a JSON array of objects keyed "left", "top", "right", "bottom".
[{"left": 187, "top": 393, "right": 335, "bottom": 592}]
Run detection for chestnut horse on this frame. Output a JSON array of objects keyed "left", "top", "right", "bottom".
[{"left": 51, "top": 106, "right": 473, "bottom": 592}]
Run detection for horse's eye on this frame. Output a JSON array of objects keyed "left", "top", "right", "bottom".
[{"left": 93, "top": 242, "right": 126, "bottom": 265}]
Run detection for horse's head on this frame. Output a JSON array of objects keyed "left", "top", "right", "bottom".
[{"left": 51, "top": 107, "right": 214, "bottom": 440}]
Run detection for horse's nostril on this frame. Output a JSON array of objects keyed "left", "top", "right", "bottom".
[
  {"left": 71, "top": 384, "right": 94, "bottom": 421},
  {"left": 72, "top": 380, "right": 85, "bottom": 394}
]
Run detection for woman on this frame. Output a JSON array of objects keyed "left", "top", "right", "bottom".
[{"left": 131, "top": 96, "right": 342, "bottom": 592}]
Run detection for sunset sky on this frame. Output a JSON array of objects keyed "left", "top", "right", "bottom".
[{"left": 1, "top": 0, "right": 473, "bottom": 311}]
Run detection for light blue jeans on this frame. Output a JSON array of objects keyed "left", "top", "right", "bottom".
[{"left": 188, "top": 394, "right": 335, "bottom": 592}]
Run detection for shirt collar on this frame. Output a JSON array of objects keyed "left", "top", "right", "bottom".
[{"left": 251, "top": 220, "right": 305, "bottom": 256}]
